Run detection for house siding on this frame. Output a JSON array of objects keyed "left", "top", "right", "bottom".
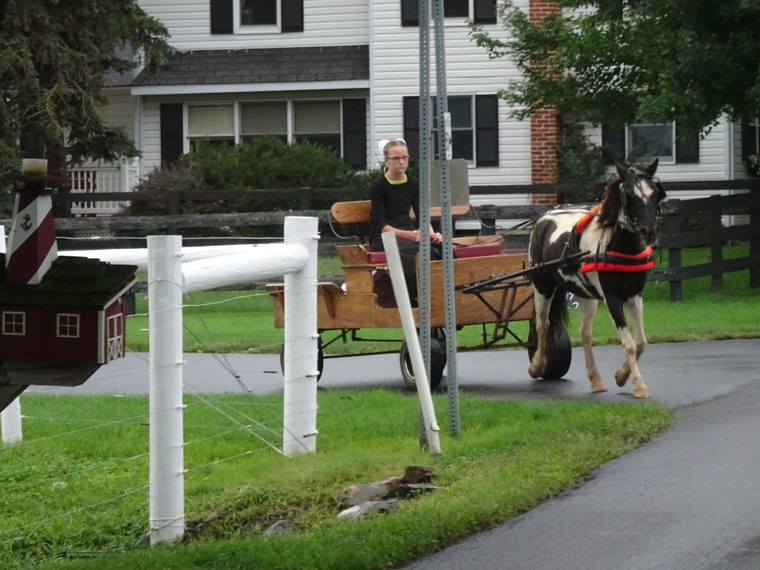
[
  {"left": 370, "top": 0, "right": 531, "bottom": 202},
  {"left": 122, "top": 0, "right": 746, "bottom": 209},
  {"left": 138, "top": 0, "right": 369, "bottom": 50}
]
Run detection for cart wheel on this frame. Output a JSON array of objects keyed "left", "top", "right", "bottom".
[
  {"left": 279, "top": 336, "right": 324, "bottom": 381},
  {"left": 400, "top": 333, "right": 446, "bottom": 390},
  {"left": 527, "top": 326, "right": 572, "bottom": 380}
]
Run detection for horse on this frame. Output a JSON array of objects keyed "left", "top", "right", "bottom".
[{"left": 528, "top": 159, "right": 666, "bottom": 398}]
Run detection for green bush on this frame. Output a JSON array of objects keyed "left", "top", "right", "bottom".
[{"left": 129, "top": 138, "right": 374, "bottom": 217}]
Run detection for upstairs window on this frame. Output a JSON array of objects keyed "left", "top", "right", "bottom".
[
  {"left": 2, "top": 311, "right": 25, "bottom": 336},
  {"left": 401, "top": 0, "right": 496, "bottom": 26},
  {"left": 240, "top": 0, "right": 277, "bottom": 26}
]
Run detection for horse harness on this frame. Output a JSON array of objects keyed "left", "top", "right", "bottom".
[{"left": 570, "top": 204, "right": 656, "bottom": 274}]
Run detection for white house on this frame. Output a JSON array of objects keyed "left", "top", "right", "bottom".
[{"left": 92, "top": 0, "right": 759, "bottom": 210}]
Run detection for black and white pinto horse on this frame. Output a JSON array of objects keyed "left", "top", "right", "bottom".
[{"left": 528, "top": 159, "right": 666, "bottom": 398}]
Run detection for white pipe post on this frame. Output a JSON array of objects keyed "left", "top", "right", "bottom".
[
  {"left": 0, "top": 225, "right": 22, "bottom": 444},
  {"left": 381, "top": 232, "right": 442, "bottom": 455},
  {"left": 1, "top": 398, "right": 22, "bottom": 444},
  {"left": 282, "top": 217, "right": 319, "bottom": 456},
  {"left": 147, "top": 235, "right": 185, "bottom": 544}
]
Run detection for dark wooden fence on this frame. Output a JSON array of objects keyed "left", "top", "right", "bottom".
[{"left": 2, "top": 179, "right": 755, "bottom": 301}]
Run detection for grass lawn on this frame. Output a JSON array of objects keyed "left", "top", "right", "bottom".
[
  {"left": 1, "top": 244, "right": 753, "bottom": 568},
  {"left": 1, "top": 391, "right": 673, "bottom": 570}
]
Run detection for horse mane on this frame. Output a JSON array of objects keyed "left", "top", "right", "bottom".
[{"left": 596, "top": 176, "right": 624, "bottom": 229}]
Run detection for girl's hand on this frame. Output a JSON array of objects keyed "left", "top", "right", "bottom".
[
  {"left": 407, "top": 229, "right": 421, "bottom": 242},
  {"left": 431, "top": 232, "right": 443, "bottom": 244}
]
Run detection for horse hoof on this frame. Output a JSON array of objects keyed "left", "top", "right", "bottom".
[
  {"left": 634, "top": 390, "right": 650, "bottom": 399},
  {"left": 590, "top": 381, "right": 607, "bottom": 393},
  {"left": 591, "top": 386, "right": 608, "bottom": 394},
  {"left": 528, "top": 366, "right": 542, "bottom": 379},
  {"left": 615, "top": 371, "right": 630, "bottom": 387}
]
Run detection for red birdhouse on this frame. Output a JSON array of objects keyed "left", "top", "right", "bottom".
[{"left": 0, "top": 166, "right": 137, "bottom": 412}]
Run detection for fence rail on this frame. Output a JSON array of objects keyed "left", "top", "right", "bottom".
[{"left": 4, "top": 179, "right": 758, "bottom": 301}]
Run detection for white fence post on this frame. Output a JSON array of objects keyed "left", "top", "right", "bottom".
[
  {"left": 381, "top": 232, "right": 442, "bottom": 455},
  {"left": 282, "top": 217, "right": 319, "bottom": 456},
  {"left": 0, "top": 224, "right": 22, "bottom": 444},
  {"left": 148, "top": 235, "right": 185, "bottom": 545}
]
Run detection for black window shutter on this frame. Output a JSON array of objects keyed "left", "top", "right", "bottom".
[
  {"left": 282, "top": 0, "right": 304, "bottom": 33},
  {"left": 475, "top": 95, "right": 498, "bottom": 167},
  {"left": 403, "top": 96, "right": 420, "bottom": 161},
  {"left": 474, "top": 0, "right": 497, "bottom": 24},
  {"left": 342, "top": 99, "right": 367, "bottom": 169},
  {"left": 601, "top": 125, "right": 625, "bottom": 164},
  {"left": 741, "top": 115, "right": 758, "bottom": 161},
  {"left": 675, "top": 126, "right": 699, "bottom": 164},
  {"left": 401, "top": 0, "right": 419, "bottom": 27},
  {"left": 160, "top": 104, "right": 184, "bottom": 167},
  {"left": 210, "top": 0, "right": 233, "bottom": 34}
]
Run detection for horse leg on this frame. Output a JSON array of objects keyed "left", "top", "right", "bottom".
[
  {"left": 528, "top": 292, "right": 552, "bottom": 379},
  {"left": 607, "top": 297, "right": 650, "bottom": 399},
  {"left": 614, "top": 296, "right": 649, "bottom": 397},
  {"left": 577, "top": 298, "right": 606, "bottom": 393}
]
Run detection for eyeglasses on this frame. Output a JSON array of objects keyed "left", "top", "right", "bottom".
[{"left": 387, "top": 155, "right": 410, "bottom": 162}]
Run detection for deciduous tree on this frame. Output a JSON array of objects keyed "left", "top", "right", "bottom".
[{"left": 469, "top": 0, "right": 760, "bottom": 138}]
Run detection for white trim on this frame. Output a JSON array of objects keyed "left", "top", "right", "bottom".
[
  {"left": 97, "top": 309, "right": 105, "bottom": 364},
  {"left": 103, "top": 277, "right": 139, "bottom": 311},
  {"left": 132, "top": 80, "right": 370, "bottom": 97}
]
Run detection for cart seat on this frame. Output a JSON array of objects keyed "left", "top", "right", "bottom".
[{"left": 366, "top": 242, "right": 502, "bottom": 265}]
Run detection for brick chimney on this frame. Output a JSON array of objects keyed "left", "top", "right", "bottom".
[
  {"left": 529, "top": 0, "right": 561, "bottom": 205},
  {"left": 5, "top": 160, "right": 58, "bottom": 285}
]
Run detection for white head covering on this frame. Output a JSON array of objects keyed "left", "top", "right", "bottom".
[{"left": 376, "top": 138, "right": 407, "bottom": 162}]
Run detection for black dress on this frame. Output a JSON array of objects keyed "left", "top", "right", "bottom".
[{"left": 369, "top": 174, "right": 441, "bottom": 298}]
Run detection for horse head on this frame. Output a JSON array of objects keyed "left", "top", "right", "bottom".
[{"left": 610, "top": 158, "right": 667, "bottom": 246}]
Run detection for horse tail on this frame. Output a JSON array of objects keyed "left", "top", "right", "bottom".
[{"left": 548, "top": 288, "right": 569, "bottom": 342}]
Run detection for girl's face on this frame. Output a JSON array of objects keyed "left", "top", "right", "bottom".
[{"left": 385, "top": 145, "right": 410, "bottom": 178}]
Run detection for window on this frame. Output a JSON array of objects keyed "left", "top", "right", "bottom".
[
  {"left": 239, "top": 0, "right": 276, "bottom": 27},
  {"left": 602, "top": 122, "right": 699, "bottom": 164},
  {"left": 187, "top": 99, "right": 348, "bottom": 158},
  {"left": 211, "top": 0, "right": 303, "bottom": 34},
  {"left": 241, "top": 103, "right": 288, "bottom": 141},
  {"left": 444, "top": 0, "right": 470, "bottom": 18},
  {"left": 403, "top": 94, "right": 499, "bottom": 167},
  {"left": 627, "top": 122, "right": 675, "bottom": 163},
  {"left": 188, "top": 105, "right": 235, "bottom": 149},
  {"left": 293, "top": 101, "right": 341, "bottom": 154},
  {"left": 57, "top": 314, "right": 80, "bottom": 339},
  {"left": 2, "top": 311, "right": 25, "bottom": 336},
  {"left": 401, "top": 0, "right": 496, "bottom": 26},
  {"left": 432, "top": 96, "right": 475, "bottom": 161}
]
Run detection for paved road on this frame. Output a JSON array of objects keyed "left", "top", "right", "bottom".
[{"left": 28, "top": 339, "right": 760, "bottom": 569}]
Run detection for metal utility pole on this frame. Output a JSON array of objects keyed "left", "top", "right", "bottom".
[{"left": 418, "top": 0, "right": 460, "bottom": 437}]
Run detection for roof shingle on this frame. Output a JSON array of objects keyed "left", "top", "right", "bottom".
[{"left": 133, "top": 45, "right": 369, "bottom": 87}]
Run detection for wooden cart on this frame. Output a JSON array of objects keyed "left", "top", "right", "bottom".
[{"left": 267, "top": 201, "right": 571, "bottom": 388}]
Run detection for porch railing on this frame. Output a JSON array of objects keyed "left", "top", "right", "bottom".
[{"left": 68, "top": 159, "right": 139, "bottom": 216}]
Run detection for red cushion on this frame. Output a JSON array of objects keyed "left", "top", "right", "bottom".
[
  {"left": 367, "top": 251, "right": 388, "bottom": 264},
  {"left": 453, "top": 243, "right": 502, "bottom": 258}
]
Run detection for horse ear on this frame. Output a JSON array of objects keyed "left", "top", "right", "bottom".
[
  {"left": 614, "top": 161, "right": 629, "bottom": 180},
  {"left": 656, "top": 181, "right": 666, "bottom": 202},
  {"left": 644, "top": 158, "right": 659, "bottom": 177}
]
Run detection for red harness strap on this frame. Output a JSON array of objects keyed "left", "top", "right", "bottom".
[
  {"left": 573, "top": 205, "right": 656, "bottom": 273},
  {"left": 574, "top": 204, "right": 601, "bottom": 235},
  {"left": 581, "top": 247, "right": 656, "bottom": 273}
]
